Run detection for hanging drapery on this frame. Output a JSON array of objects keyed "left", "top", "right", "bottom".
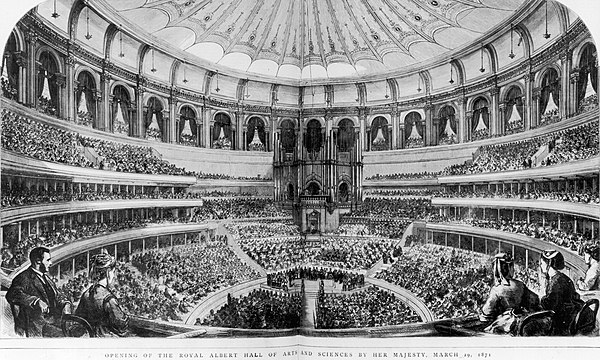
[
  {"left": 179, "top": 107, "right": 197, "bottom": 146},
  {"left": 213, "top": 113, "right": 232, "bottom": 149},
  {"left": 146, "top": 98, "right": 163, "bottom": 141},
  {"left": 77, "top": 91, "right": 88, "bottom": 114},
  {"left": 113, "top": 101, "right": 129, "bottom": 135},
  {"left": 112, "top": 86, "right": 131, "bottom": 136},
  {"left": 371, "top": 117, "right": 389, "bottom": 151},
  {"left": 540, "top": 69, "right": 560, "bottom": 119},
  {"left": 405, "top": 112, "right": 423, "bottom": 148},
  {"left": 247, "top": 117, "right": 266, "bottom": 151},
  {"left": 471, "top": 99, "right": 489, "bottom": 139},
  {"left": 41, "top": 71, "right": 51, "bottom": 100},
  {"left": 438, "top": 107, "right": 456, "bottom": 145}
]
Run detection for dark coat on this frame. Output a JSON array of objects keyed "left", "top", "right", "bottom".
[
  {"left": 541, "top": 271, "right": 584, "bottom": 335},
  {"left": 75, "top": 284, "right": 129, "bottom": 337},
  {"left": 6, "top": 267, "right": 70, "bottom": 337}
]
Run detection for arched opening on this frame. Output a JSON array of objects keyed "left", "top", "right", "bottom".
[
  {"left": 179, "top": 106, "right": 197, "bottom": 146},
  {"left": 287, "top": 183, "right": 294, "bottom": 201},
  {"left": 37, "top": 51, "right": 60, "bottom": 117},
  {"left": 577, "top": 44, "right": 598, "bottom": 113},
  {"left": 212, "top": 113, "right": 232, "bottom": 150},
  {"left": 540, "top": 68, "right": 560, "bottom": 124},
  {"left": 1, "top": 32, "right": 19, "bottom": 101},
  {"left": 337, "top": 118, "right": 355, "bottom": 152},
  {"left": 280, "top": 119, "right": 296, "bottom": 154},
  {"left": 471, "top": 97, "right": 490, "bottom": 141},
  {"left": 75, "top": 71, "right": 96, "bottom": 128},
  {"left": 404, "top": 112, "right": 424, "bottom": 149},
  {"left": 247, "top": 116, "right": 266, "bottom": 151},
  {"left": 370, "top": 116, "right": 389, "bottom": 151},
  {"left": 504, "top": 86, "right": 524, "bottom": 135},
  {"left": 145, "top": 97, "right": 165, "bottom": 142},
  {"left": 304, "top": 119, "right": 322, "bottom": 158},
  {"left": 111, "top": 85, "right": 133, "bottom": 136},
  {"left": 438, "top": 106, "right": 457, "bottom": 145},
  {"left": 306, "top": 181, "right": 320, "bottom": 196},
  {"left": 338, "top": 182, "right": 349, "bottom": 202}
]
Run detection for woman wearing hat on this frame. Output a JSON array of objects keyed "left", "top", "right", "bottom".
[
  {"left": 577, "top": 244, "right": 600, "bottom": 291},
  {"left": 539, "top": 249, "right": 584, "bottom": 335},
  {"left": 75, "top": 249, "right": 129, "bottom": 337},
  {"left": 479, "top": 253, "right": 541, "bottom": 333}
]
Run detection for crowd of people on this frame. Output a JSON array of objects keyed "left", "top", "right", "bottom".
[
  {"left": 130, "top": 240, "right": 261, "bottom": 303},
  {"left": 348, "top": 198, "right": 435, "bottom": 219},
  {"left": 1, "top": 218, "right": 149, "bottom": 270},
  {"left": 1, "top": 110, "right": 271, "bottom": 180},
  {"left": 441, "top": 121, "right": 598, "bottom": 176},
  {"left": 366, "top": 172, "right": 441, "bottom": 180},
  {"left": 365, "top": 189, "right": 442, "bottom": 197},
  {"left": 225, "top": 221, "right": 300, "bottom": 239},
  {"left": 197, "top": 289, "right": 302, "bottom": 329},
  {"left": 191, "top": 198, "right": 290, "bottom": 220},
  {"left": 376, "top": 244, "right": 496, "bottom": 319},
  {"left": 436, "top": 217, "right": 597, "bottom": 257},
  {"left": 315, "top": 286, "right": 421, "bottom": 329},
  {"left": 237, "top": 236, "right": 395, "bottom": 271},
  {"left": 439, "top": 187, "right": 600, "bottom": 205},
  {"left": 266, "top": 266, "right": 365, "bottom": 291}
]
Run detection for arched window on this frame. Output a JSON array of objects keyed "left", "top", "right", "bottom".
[
  {"left": 179, "top": 106, "right": 197, "bottom": 146},
  {"left": 471, "top": 97, "right": 489, "bottom": 140},
  {"left": 213, "top": 113, "right": 232, "bottom": 149},
  {"left": 37, "top": 51, "right": 60, "bottom": 117},
  {"left": 370, "top": 116, "right": 389, "bottom": 151},
  {"left": 404, "top": 112, "right": 423, "bottom": 148},
  {"left": 112, "top": 85, "right": 132, "bottom": 136},
  {"left": 76, "top": 71, "right": 96, "bottom": 128},
  {"left": 306, "top": 182, "right": 320, "bottom": 196},
  {"left": 504, "top": 86, "right": 524, "bottom": 134},
  {"left": 338, "top": 182, "right": 349, "bottom": 202},
  {"left": 438, "top": 106, "right": 457, "bottom": 145},
  {"left": 247, "top": 116, "right": 266, "bottom": 151},
  {"left": 337, "top": 119, "right": 355, "bottom": 152},
  {"left": 145, "top": 97, "right": 164, "bottom": 141},
  {"left": 1, "top": 32, "right": 19, "bottom": 101},
  {"left": 540, "top": 68, "right": 560, "bottom": 120},
  {"left": 280, "top": 119, "right": 296, "bottom": 154},
  {"left": 287, "top": 184, "right": 294, "bottom": 201},
  {"left": 577, "top": 44, "right": 598, "bottom": 111},
  {"left": 304, "top": 119, "right": 322, "bottom": 156}
]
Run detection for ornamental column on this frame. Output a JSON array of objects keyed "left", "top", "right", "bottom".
[
  {"left": 25, "top": 31, "right": 37, "bottom": 108},
  {"left": 424, "top": 103, "right": 434, "bottom": 146},
  {"left": 136, "top": 84, "right": 145, "bottom": 138},
  {"left": 65, "top": 54, "right": 76, "bottom": 122},
  {"left": 391, "top": 106, "right": 398, "bottom": 150},
  {"left": 531, "top": 87, "right": 541, "bottom": 130},
  {"left": 498, "top": 103, "right": 506, "bottom": 136},
  {"left": 490, "top": 86, "right": 500, "bottom": 137},
  {"left": 100, "top": 71, "right": 111, "bottom": 132},
  {"left": 560, "top": 50, "right": 572, "bottom": 119},
  {"left": 457, "top": 96, "right": 467, "bottom": 143},
  {"left": 168, "top": 90, "right": 177, "bottom": 144},
  {"left": 524, "top": 72, "right": 535, "bottom": 131},
  {"left": 569, "top": 70, "right": 580, "bottom": 117}
]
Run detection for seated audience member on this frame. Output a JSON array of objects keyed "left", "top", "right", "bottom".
[
  {"left": 539, "top": 250, "right": 585, "bottom": 335},
  {"left": 577, "top": 244, "right": 600, "bottom": 291},
  {"left": 75, "top": 249, "right": 129, "bottom": 337},
  {"left": 6, "top": 246, "right": 72, "bottom": 337},
  {"left": 479, "top": 253, "right": 540, "bottom": 334}
]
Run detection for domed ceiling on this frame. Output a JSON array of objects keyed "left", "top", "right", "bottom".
[{"left": 102, "top": 0, "right": 527, "bottom": 81}]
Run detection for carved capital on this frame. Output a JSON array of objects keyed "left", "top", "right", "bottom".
[
  {"left": 489, "top": 86, "right": 500, "bottom": 97},
  {"left": 100, "top": 71, "right": 112, "bottom": 83},
  {"left": 65, "top": 55, "right": 76, "bottom": 68},
  {"left": 25, "top": 30, "right": 38, "bottom": 44},
  {"left": 570, "top": 71, "right": 580, "bottom": 84},
  {"left": 55, "top": 73, "right": 66, "bottom": 88},
  {"left": 15, "top": 52, "right": 27, "bottom": 68}
]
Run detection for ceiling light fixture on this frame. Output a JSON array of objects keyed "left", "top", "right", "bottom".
[
  {"left": 150, "top": 48, "right": 157, "bottom": 73},
  {"left": 509, "top": 24, "right": 516, "bottom": 59},
  {"left": 85, "top": 6, "right": 93, "bottom": 40},
  {"left": 417, "top": 76, "right": 422, "bottom": 93},
  {"left": 479, "top": 45, "right": 485, "bottom": 73},
  {"left": 182, "top": 64, "right": 188, "bottom": 84},
  {"left": 51, "top": 0, "right": 59, "bottom": 19},
  {"left": 244, "top": 79, "right": 250, "bottom": 98},
  {"left": 384, "top": 80, "right": 390, "bottom": 99},
  {"left": 449, "top": 64, "right": 454, "bottom": 84},
  {"left": 118, "top": 28, "right": 125, "bottom": 57},
  {"left": 215, "top": 71, "right": 220, "bottom": 93},
  {"left": 543, "top": 0, "right": 551, "bottom": 39}
]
